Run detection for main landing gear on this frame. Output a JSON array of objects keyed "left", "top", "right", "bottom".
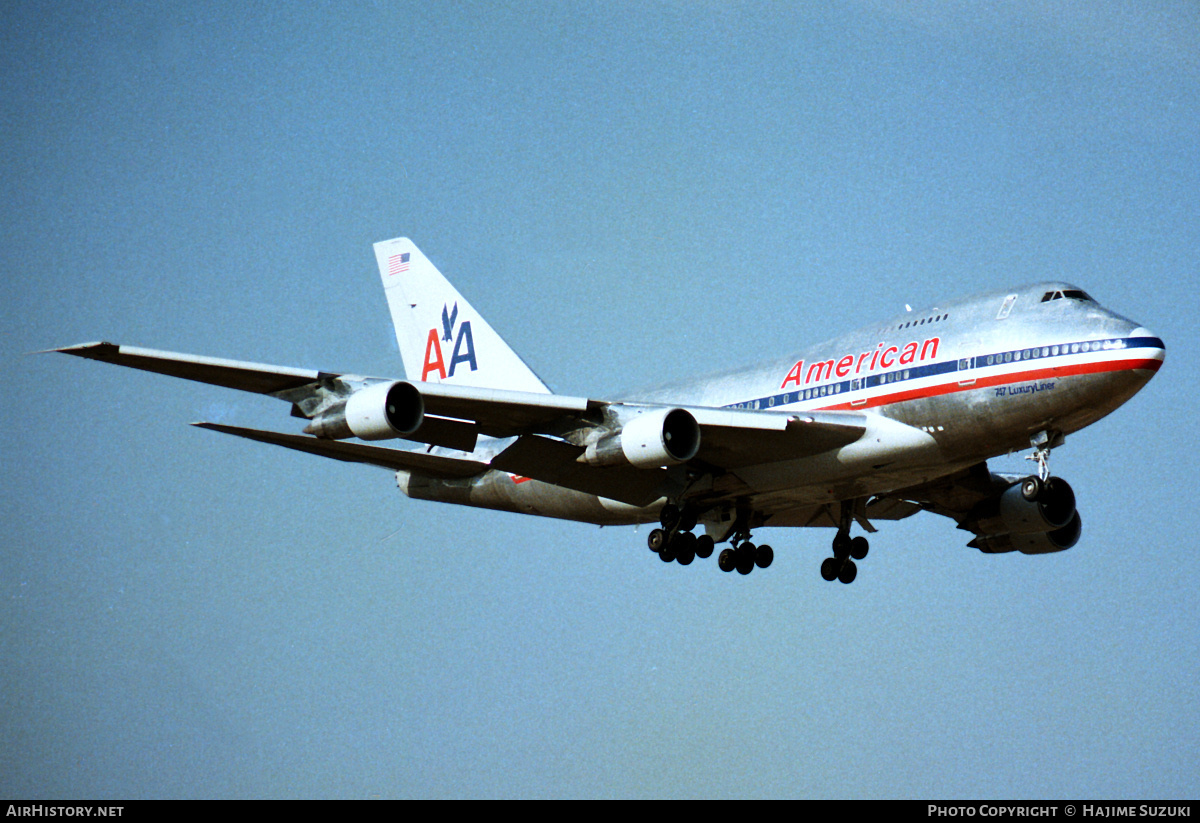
[
  {"left": 714, "top": 521, "right": 773, "bottom": 576},
  {"left": 647, "top": 504, "right": 714, "bottom": 567},
  {"left": 819, "top": 502, "right": 869, "bottom": 584},
  {"left": 648, "top": 502, "right": 873, "bottom": 583},
  {"left": 820, "top": 532, "right": 868, "bottom": 584},
  {"left": 646, "top": 504, "right": 773, "bottom": 575}
]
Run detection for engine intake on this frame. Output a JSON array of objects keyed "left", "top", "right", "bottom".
[{"left": 970, "top": 476, "right": 1076, "bottom": 536}]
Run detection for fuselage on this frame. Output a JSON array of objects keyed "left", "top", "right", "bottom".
[
  {"left": 402, "top": 282, "right": 1164, "bottom": 526},
  {"left": 635, "top": 281, "right": 1163, "bottom": 467}
]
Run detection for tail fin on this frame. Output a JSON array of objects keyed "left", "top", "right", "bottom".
[{"left": 373, "top": 237, "right": 551, "bottom": 394}]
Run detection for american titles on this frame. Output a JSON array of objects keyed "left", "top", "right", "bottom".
[{"left": 781, "top": 337, "right": 941, "bottom": 389}]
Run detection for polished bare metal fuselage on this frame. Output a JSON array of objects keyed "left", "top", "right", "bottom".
[{"left": 401, "top": 281, "right": 1164, "bottom": 530}]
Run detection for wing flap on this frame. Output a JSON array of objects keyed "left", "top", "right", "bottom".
[{"left": 193, "top": 422, "right": 487, "bottom": 478}]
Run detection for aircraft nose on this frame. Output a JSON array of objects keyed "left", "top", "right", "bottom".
[{"left": 1128, "top": 326, "right": 1166, "bottom": 371}]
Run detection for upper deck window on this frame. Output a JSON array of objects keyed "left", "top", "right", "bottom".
[{"left": 897, "top": 313, "right": 949, "bottom": 331}]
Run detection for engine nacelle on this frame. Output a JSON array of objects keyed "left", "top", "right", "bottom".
[
  {"left": 970, "top": 476, "right": 1076, "bottom": 537},
  {"left": 966, "top": 475, "right": 1080, "bottom": 555},
  {"left": 969, "top": 511, "right": 1082, "bottom": 555},
  {"left": 581, "top": 408, "right": 701, "bottom": 469},
  {"left": 304, "top": 381, "right": 424, "bottom": 441}
]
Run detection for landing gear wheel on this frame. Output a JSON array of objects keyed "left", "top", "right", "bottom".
[
  {"left": 1021, "top": 476, "right": 1043, "bottom": 502},
  {"left": 735, "top": 542, "right": 756, "bottom": 575},
  {"left": 648, "top": 529, "right": 668, "bottom": 552},
  {"left": 678, "top": 509, "right": 698, "bottom": 532},
  {"left": 718, "top": 548, "right": 736, "bottom": 573},
  {"left": 821, "top": 557, "right": 839, "bottom": 581},
  {"left": 849, "top": 536, "right": 869, "bottom": 560},
  {"left": 755, "top": 544, "right": 774, "bottom": 569},
  {"left": 832, "top": 531, "right": 851, "bottom": 558},
  {"left": 675, "top": 532, "right": 696, "bottom": 565},
  {"left": 695, "top": 534, "right": 715, "bottom": 559},
  {"left": 659, "top": 540, "right": 676, "bottom": 563},
  {"left": 838, "top": 559, "right": 857, "bottom": 584}
]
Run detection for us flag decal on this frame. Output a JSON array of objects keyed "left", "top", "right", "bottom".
[{"left": 388, "top": 252, "right": 410, "bottom": 275}]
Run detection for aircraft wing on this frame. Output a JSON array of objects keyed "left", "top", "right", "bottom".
[
  {"left": 50, "top": 342, "right": 604, "bottom": 433},
  {"left": 488, "top": 434, "right": 675, "bottom": 506},
  {"left": 687, "top": 407, "right": 866, "bottom": 467},
  {"left": 396, "top": 381, "right": 603, "bottom": 437},
  {"left": 872, "top": 463, "right": 998, "bottom": 520},
  {"left": 397, "top": 383, "right": 871, "bottom": 467},
  {"left": 50, "top": 342, "right": 327, "bottom": 394},
  {"left": 52, "top": 342, "right": 930, "bottom": 507},
  {"left": 193, "top": 422, "right": 487, "bottom": 478}
]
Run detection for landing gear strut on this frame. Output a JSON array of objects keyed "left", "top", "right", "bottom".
[{"left": 1026, "top": 429, "right": 1064, "bottom": 482}]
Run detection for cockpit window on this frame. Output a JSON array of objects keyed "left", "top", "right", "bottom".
[{"left": 1040, "top": 289, "right": 1095, "bottom": 303}]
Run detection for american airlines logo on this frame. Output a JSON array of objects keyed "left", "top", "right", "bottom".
[{"left": 421, "top": 302, "right": 477, "bottom": 381}]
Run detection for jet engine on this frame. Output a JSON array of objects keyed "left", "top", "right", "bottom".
[
  {"left": 580, "top": 408, "right": 701, "bottom": 469},
  {"left": 303, "top": 381, "right": 424, "bottom": 441},
  {"left": 965, "top": 476, "right": 1082, "bottom": 555}
]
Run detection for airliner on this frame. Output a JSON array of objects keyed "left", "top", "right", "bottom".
[{"left": 52, "top": 237, "right": 1165, "bottom": 583}]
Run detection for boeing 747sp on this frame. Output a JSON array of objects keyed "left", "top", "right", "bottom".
[{"left": 52, "top": 238, "right": 1165, "bottom": 583}]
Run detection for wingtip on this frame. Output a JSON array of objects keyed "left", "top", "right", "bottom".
[{"left": 37, "top": 341, "right": 119, "bottom": 357}]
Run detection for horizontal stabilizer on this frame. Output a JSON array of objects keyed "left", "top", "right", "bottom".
[{"left": 193, "top": 422, "right": 486, "bottom": 478}]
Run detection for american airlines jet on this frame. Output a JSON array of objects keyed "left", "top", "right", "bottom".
[{"left": 52, "top": 237, "right": 1165, "bottom": 584}]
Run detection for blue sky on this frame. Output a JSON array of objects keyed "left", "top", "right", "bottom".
[{"left": 3, "top": 1, "right": 1197, "bottom": 798}]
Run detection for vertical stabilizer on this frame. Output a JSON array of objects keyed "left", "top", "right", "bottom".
[{"left": 373, "top": 237, "right": 551, "bottom": 394}]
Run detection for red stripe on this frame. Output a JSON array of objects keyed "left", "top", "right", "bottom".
[{"left": 818, "top": 357, "right": 1163, "bottom": 412}]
